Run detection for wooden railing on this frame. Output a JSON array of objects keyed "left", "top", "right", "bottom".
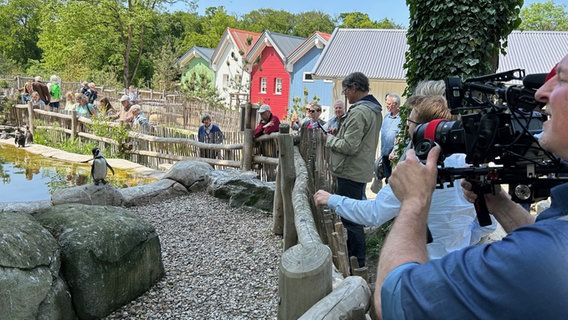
[
  {"left": 13, "top": 103, "right": 279, "bottom": 181},
  {"left": 275, "top": 125, "right": 372, "bottom": 319}
]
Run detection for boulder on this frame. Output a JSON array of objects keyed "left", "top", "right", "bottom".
[
  {"left": 0, "top": 200, "right": 52, "bottom": 214},
  {"left": 52, "top": 183, "right": 125, "bottom": 206},
  {"left": 34, "top": 204, "right": 164, "bottom": 319},
  {"left": 207, "top": 169, "right": 275, "bottom": 212},
  {"left": 120, "top": 178, "right": 189, "bottom": 207},
  {"left": 161, "top": 160, "right": 212, "bottom": 190},
  {"left": 0, "top": 212, "right": 75, "bottom": 319}
]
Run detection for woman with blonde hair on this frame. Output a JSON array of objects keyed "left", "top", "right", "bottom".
[{"left": 64, "top": 91, "right": 76, "bottom": 113}]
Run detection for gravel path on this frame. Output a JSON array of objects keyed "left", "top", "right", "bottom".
[{"left": 105, "top": 192, "right": 281, "bottom": 319}]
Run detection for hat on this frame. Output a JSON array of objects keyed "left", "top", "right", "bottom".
[
  {"left": 258, "top": 104, "right": 271, "bottom": 113},
  {"left": 119, "top": 94, "right": 130, "bottom": 102},
  {"left": 34, "top": 76, "right": 43, "bottom": 82},
  {"left": 49, "top": 75, "right": 58, "bottom": 82}
]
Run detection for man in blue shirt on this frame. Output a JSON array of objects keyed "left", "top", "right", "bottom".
[
  {"left": 376, "top": 58, "right": 568, "bottom": 318},
  {"left": 379, "top": 93, "right": 401, "bottom": 182}
]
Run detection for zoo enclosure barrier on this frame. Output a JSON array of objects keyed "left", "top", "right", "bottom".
[
  {"left": 12, "top": 102, "right": 279, "bottom": 181},
  {"left": 275, "top": 124, "right": 372, "bottom": 320}
]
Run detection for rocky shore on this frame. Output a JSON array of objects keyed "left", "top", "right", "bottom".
[{"left": 104, "top": 192, "right": 281, "bottom": 320}]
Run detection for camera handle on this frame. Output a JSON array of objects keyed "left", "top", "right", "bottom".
[{"left": 470, "top": 180, "right": 494, "bottom": 226}]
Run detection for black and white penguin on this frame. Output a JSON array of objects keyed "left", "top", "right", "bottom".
[
  {"left": 15, "top": 129, "right": 25, "bottom": 147},
  {"left": 89, "top": 147, "right": 115, "bottom": 185},
  {"left": 25, "top": 126, "right": 33, "bottom": 145}
]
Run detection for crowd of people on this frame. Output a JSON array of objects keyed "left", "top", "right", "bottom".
[{"left": 18, "top": 76, "right": 151, "bottom": 132}]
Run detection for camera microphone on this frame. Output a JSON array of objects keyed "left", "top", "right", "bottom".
[{"left": 523, "top": 73, "right": 548, "bottom": 90}]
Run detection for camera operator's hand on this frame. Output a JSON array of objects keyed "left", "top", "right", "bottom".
[
  {"left": 389, "top": 146, "right": 440, "bottom": 207},
  {"left": 314, "top": 190, "right": 332, "bottom": 206},
  {"left": 461, "top": 179, "right": 535, "bottom": 232}
]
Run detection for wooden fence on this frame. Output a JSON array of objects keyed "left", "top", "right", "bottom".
[
  {"left": 275, "top": 125, "right": 372, "bottom": 320},
  {"left": 12, "top": 103, "right": 279, "bottom": 181}
]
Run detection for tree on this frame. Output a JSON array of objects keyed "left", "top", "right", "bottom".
[
  {"left": 291, "top": 11, "right": 335, "bottom": 37},
  {"left": 239, "top": 9, "right": 294, "bottom": 34},
  {"left": 0, "top": 0, "right": 43, "bottom": 68},
  {"left": 519, "top": 0, "right": 568, "bottom": 30},
  {"left": 151, "top": 40, "right": 181, "bottom": 93},
  {"left": 338, "top": 12, "right": 378, "bottom": 28}
]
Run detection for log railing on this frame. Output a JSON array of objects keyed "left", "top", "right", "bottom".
[
  {"left": 276, "top": 125, "right": 372, "bottom": 320},
  {"left": 13, "top": 103, "right": 279, "bottom": 181}
]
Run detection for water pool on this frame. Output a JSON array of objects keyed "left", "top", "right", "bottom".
[{"left": 0, "top": 144, "right": 156, "bottom": 202}]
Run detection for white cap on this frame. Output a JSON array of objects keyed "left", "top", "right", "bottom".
[
  {"left": 119, "top": 94, "right": 130, "bottom": 102},
  {"left": 258, "top": 104, "right": 271, "bottom": 113}
]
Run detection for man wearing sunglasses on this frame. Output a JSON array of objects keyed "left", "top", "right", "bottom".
[{"left": 302, "top": 103, "right": 326, "bottom": 131}]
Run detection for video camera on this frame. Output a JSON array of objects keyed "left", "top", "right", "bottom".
[{"left": 412, "top": 69, "right": 568, "bottom": 225}]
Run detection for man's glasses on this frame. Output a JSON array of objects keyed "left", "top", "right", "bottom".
[
  {"left": 309, "top": 110, "right": 321, "bottom": 113},
  {"left": 406, "top": 118, "right": 420, "bottom": 126},
  {"left": 341, "top": 87, "right": 350, "bottom": 95}
]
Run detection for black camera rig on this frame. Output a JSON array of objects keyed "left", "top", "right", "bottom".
[{"left": 412, "top": 69, "right": 568, "bottom": 225}]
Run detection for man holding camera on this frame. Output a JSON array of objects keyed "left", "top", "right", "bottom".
[{"left": 375, "top": 58, "right": 568, "bottom": 318}]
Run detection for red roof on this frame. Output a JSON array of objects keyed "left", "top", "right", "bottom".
[{"left": 227, "top": 27, "right": 262, "bottom": 56}]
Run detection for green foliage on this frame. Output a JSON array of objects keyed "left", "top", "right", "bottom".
[
  {"left": 291, "top": 11, "right": 335, "bottom": 37},
  {"left": 239, "top": 9, "right": 295, "bottom": 34},
  {"left": 180, "top": 67, "right": 223, "bottom": 107},
  {"left": 519, "top": 0, "right": 568, "bottom": 30},
  {"left": 0, "top": 0, "right": 43, "bottom": 67},
  {"left": 33, "top": 127, "right": 97, "bottom": 155},
  {"left": 289, "top": 87, "right": 320, "bottom": 120},
  {"left": 338, "top": 12, "right": 403, "bottom": 29},
  {"left": 365, "top": 220, "right": 394, "bottom": 260},
  {"left": 151, "top": 39, "right": 181, "bottom": 92},
  {"left": 91, "top": 115, "right": 130, "bottom": 157},
  {"left": 404, "top": 0, "right": 522, "bottom": 91}
]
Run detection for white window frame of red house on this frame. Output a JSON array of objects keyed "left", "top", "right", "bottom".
[
  {"left": 274, "top": 78, "right": 282, "bottom": 95},
  {"left": 260, "top": 78, "right": 267, "bottom": 94}
]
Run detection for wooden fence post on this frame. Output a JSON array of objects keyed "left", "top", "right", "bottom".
[
  {"left": 278, "top": 243, "right": 332, "bottom": 320},
  {"left": 71, "top": 111, "right": 78, "bottom": 140},
  {"left": 26, "top": 102, "right": 34, "bottom": 133},
  {"left": 274, "top": 124, "right": 295, "bottom": 236}
]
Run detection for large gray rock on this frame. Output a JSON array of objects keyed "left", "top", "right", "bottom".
[
  {"left": 35, "top": 204, "right": 164, "bottom": 319},
  {"left": 207, "top": 169, "right": 275, "bottom": 212},
  {"left": 120, "top": 178, "right": 189, "bottom": 207},
  {"left": 0, "top": 200, "right": 52, "bottom": 214},
  {"left": 0, "top": 212, "right": 75, "bottom": 320},
  {"left": 162, "top": 160, "right": 212, "bottom": 190},
  {"left": 52, "top": 184, "right": 125, "bottom": 206}
]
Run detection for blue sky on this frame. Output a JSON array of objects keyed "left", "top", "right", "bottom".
[{"left": 172, "top": 0, "right": 568, "bottom": 28}]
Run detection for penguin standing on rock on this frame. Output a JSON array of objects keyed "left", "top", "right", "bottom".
[{"left": 82, "top": 147, "right": 115, "bottom": 185}]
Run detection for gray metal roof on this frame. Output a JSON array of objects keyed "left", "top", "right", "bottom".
[
  {"left": 312, "top": 28, "right": 408, "bottom": 80},
  {"left": 313, "top": 28, "right": 568, "bottom": 80},
  {"left": 178, "top": 46, "right": 214, "bottom": 66},
  {"left": 247, "top": 30, "right": 306, "bottom": 63},
  {"left": 498, "top": 30, "right": 568, "bottom": 75}
]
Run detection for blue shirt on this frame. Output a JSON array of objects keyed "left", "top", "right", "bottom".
[
  {"left": 382, "top": 182, "right": 568, "bottom": 319},
  {"left": 380, "top": 112, "right": 401, "bottom": 157},
  {"left": 328, "top": 154, "right": 496, "bottom": 259}
]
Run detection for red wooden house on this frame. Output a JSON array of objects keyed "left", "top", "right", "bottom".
[{"left": 246, "top": 31, "right": 306, "bottom": 120}]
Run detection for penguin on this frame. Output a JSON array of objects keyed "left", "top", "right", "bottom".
[
  {"left": 15, "top": 129, "right": 26, "bottom": 147},
  {"left": 25, "top": 126, "right": 33, "bottom": 145},
  {"left": 87, "top": 147, "right": 115, "bottom": 185}
]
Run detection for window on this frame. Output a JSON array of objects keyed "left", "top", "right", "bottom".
[
  {"left": 274, "top": 78, "right": 282, "bottom": 94},
  {"left": 223, "top": 74, "right": 229, "bottom": 88},
  {"left": 260, "top": 78, "right": 267, "bottom": 94},
  {"left": 303, "top": 72, "right": 314, "bottom": 82}
]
